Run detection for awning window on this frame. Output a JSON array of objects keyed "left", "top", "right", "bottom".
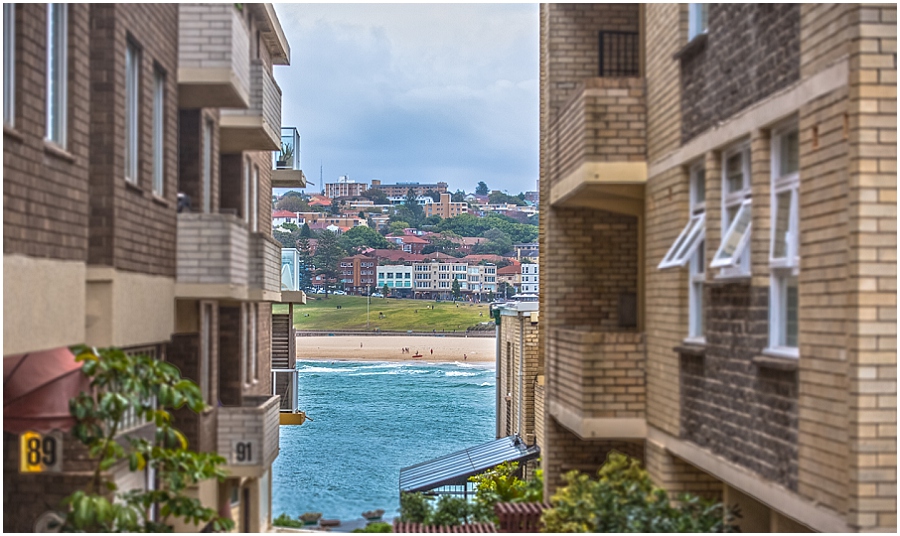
[{"left": 657, "top": 213, "right": 706, "bottom": 270}]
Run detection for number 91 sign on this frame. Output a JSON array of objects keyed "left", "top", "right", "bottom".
[
  {"left": 20, "top": 431, "right": 62, "bottom": 473},
  {"left": 231, "top": 440, "right": 256, "bottom": 465}
]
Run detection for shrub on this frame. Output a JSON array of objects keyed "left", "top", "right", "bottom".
[
  {"left": 352, "top": 522, "right": 392, "bottom": 532},
  {"left": 273, "top": 513, "right": 304, "bottom": 528},
  {"left": 541, "top": 451, "right": 738, "bottom": 533},
  {"left": 398, "top": 492, "right": 433, "bottom": 524},
  {"left": 469, "top": 461, "right": 543, "bottom": 523}
]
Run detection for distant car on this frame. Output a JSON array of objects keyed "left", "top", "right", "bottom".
[
  {"left": 372, "top": 293, "right": 384, "bottom": 298},
  {"left": 332, "top": 290, "right": 346, "bottom": 295}
]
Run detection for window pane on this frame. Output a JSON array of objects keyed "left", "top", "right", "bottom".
[
  {"left": 726, "top": 204, "right": 739, "bottom": 227},
  {"left": 772, "top": 190, "right": 791, "bottom": 259},
  {"left": 691, "top": 280, "right": 704, "bottom": 337},
  {"left": 692, "top": 167, "right": 706, "bottom": 208},
  {"left": 785, "top": 275, "right": 798, "bottom": 347},
  {"left": 780, "top": 130, "right": 799, "bottom": 176},
  {"left": 713, "top": 201, "right": 751, "bottom": 266},
  {"left": 726, "top": 153, "right": 743, "bottom": 193},
  {"left": 47, "top": 4, "right": 67, "bottom": 145},
  {"left": 152, "top": 70, "right": 164, "bottom": 194}
]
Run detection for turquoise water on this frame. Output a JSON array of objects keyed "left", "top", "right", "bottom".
[{"left": 272, "top": 359, "right": 496, "bottom": 523}]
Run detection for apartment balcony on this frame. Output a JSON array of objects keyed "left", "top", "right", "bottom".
[
  {"left": 217, "top": 395, "right": 281, "bottom": 476},
  {"left": 547, "top": 328, "right": 646, "bottom": 440},
  {"left": 272, "top": 127, "right": 306, "bottom": 188},
  {"left": 219, "top": 60, "right": 282, "bottom": 152},
  {"left": 547, "top": 76, "right": 646, "bottom": 218},
  {"left": 177, "top": 3, "right": 251, "bottom": 109},
  {"left": 249, "top": 233, "right": 281, "bottom": 302},
  {"left": 272, "top": 369, "right": 306, "bottom": 425},
  {"left": 176, "top": 213, "right": 249, "bottom": 300}
]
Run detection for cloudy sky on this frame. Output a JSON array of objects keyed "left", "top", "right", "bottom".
[{"left": 272, "top": 3, "right": 539, "bottom": 196}]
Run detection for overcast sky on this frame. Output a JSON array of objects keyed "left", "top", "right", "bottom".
[{"left": 272, "top": 3, "right": 539, "bottom": 196}]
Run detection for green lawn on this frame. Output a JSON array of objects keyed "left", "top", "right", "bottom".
[{"left": 273, "top": 295, "right": 493, "bottom": 332}]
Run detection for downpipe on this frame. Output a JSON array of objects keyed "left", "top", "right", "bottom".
[
  {"left": 517, "top": 314, "right": 524, "bottom": 439},
  {"left": 495, "top": 319, "right": 501, "bottom": 438}
]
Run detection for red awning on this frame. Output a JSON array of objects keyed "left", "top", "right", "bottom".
[{"left": 3, "top": 347, "right": 90, "bottom": 434}]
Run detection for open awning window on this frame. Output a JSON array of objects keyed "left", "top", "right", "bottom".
[
  {"left": 657, "top": 213, "right": 706, "bottom": 270},
  {"left": 711, "top": 199, "right": 753, "bottom": 269},
  {"left": 399, "top": 435, "right": 540, "bottom": 494}
]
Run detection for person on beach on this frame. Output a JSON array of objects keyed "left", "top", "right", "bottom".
[
  {"left": 430, "top": 348, "right": 433, "bottom": 355},
  {"left": 464, "top": 353, "right": 467, "bottom": 361}
]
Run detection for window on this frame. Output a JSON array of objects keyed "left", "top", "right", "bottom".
[
  {"left": 152, "top": 68, "right": 165, "bottom": 195},
  {"left": 769, "top": 127, "right": 800, "bottom": 355},
  {"left": 202, "top": 119, "right": 213, "bottom": 213},
  {"left": 251, "top": 165, "right": 259, "bottom": 232},
  {"left": 243, "top": 158, "right": 251, "bottom": 224},
  {"left": 4, "top": 4, "right": 14, "bottom": 126},
  {"left": 250, "top": 303, "right": 258, "bottom": 382},
  {"left": 688, "top": 4, "right": 708, "bottom": 41},
  {"left": 200, "top": 302, "right": 213, "bottom": 404},
  {"left": 124, "top": 41, "right": 140, "bottom": 183},
  {"left": 46, "top": 3, "right": 67, "bottom": 146},
  {"left": 713, "top": 145, "right": 752, "bottom": 276}
]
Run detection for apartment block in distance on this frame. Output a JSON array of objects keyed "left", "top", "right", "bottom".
[
  {"left": 3, "top": 4, "right": 306, "bottom": 532},
  {"left": 423, "top": 192, "right": 469, "bottom": 219},
  {"left": 539, "top": 3, "right": 895, "bottom": 532}
]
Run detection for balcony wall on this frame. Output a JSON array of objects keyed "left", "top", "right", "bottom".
[
  {"left": 176, "top": 213, "right": 249, "bottom": 299},
  {"left": 547, "top": 328, "right": 646, "bottom": 439},
  {"left": 177, "top": 4, "right": 250, "bottom": 109},
  {"left": 547, "top": 78, "right": 647, "bottom": 215},
  {"left": 220, "top": 60, "right": 282, "bottom": 152},
  {"left": 249, "top": 233, "right": 281, "bottom": 301},
  {"left": 217, "top": 395, "right": 280, "bottom": 476}
]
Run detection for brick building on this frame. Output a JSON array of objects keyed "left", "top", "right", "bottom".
[
  {"left": 3, "top": 4, "right": 305, "bottom": 532},
  {"left": 540, "top": 3, "right": 895, "bottom": 532},
  {"left": 324, "top": 176, "right": 367, "bottom": 199},
  {"left": 340, "top": 254, "right": 377, "bottom": 294},
  {"left": 496, "top": 301, "right": 542, "bottom": 460},
  {"left": 423, "top": 192, "right": 469, "bottom": 219},
  {"left": 368, "top": 179, "right": 448, "bottom": 198}
]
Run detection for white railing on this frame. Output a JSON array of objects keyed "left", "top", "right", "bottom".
[{"left": 271, "top": 368, "right": 298, "bottom": 413}]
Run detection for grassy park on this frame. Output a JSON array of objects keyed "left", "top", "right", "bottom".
[{"left": 273, "top": 295, "right": 494, "bottom": 332}]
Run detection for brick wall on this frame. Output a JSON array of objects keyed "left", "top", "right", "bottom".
[
  {"left": 219, "top": 305, "right": 243, "bottom": 405},
  {"left": 251, "top": 234, "right": 281, "bottom": 293},
  {"left": 177, "top": 108, "right": 220, "bottom": 212},
  {"left": 216, "top": 395, "right": 280, "bottom": 468},
  {"left": 547, "top": 78, "right": 646, "bottom": 186},
  {"left": 498, "top": 311, "right": 541, "bottom": 444},
  {"left": 178, "top": 4, "right": 251, "bottom": 95},
  {"left": 244, "top": 302, "right": 273, "bottom": 397},
  {"left": 679, "top": 4, "right": 801, "bottom": 143},
  {"left": 3, "top": 4, "right": 91, "bottom": 261},
  {"left": 645, "top": 440, "right": 723, "bottom": 502},
  {"left": 548, "top": 329, "right": 645, "bottom": 419},
  {"left": 176, "top": 213, "right": 250, "bottom": 286},
  {"left": 87, "top": 4, "right": 179, "bottom": 277},
  {"left": 645, "top": 3, "right": 685, "bottom": 162},
  {"left": 168, "top": 332, "right": 218, "bottom": 454}
]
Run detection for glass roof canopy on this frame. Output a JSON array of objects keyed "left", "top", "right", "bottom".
[{"left": 399, "top": 435, "right": 540, "bottom": 496}]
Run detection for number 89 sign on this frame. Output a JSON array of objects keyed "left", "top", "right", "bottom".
[{"left": 20, "top": 431, "right": 62, "bottom": 473}]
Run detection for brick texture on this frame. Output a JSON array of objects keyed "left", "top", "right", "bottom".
[
  {"left": 498, "top": 311, "right": 541, "bottom": 444},
  {"left": 679, "top": 4, "right": 801, "bottom": 143}
]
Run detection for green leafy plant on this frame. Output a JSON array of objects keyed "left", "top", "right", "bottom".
[
  {"left": 430, "top": 495, "right": 471, "bottom": 527},
  {"left": 352, "top": 522, "right": 392, "bottom": 532},
  {"left": 398, "top": 492, "right": 433, "bottom": 524},
  {"left": 541, "top": 451, "right": 738, "bottom": 533},
  {"left": 469, "top": 461, "right": 542, "bottom": 523},
  {"left": 273, "top": 513, "right": 305, "bottom": 528},
  {"left": 278, "top": 142, "right": 294, "bottom": 164},
  {"left": 62, "top": 345, "right": 233, "bottom": 532}
]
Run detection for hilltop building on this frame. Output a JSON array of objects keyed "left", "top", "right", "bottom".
[
  {"left": 423, "top": 193, "right": 469, "bottom": 219},
  {"left": 3, "top": 4, "right": 305, "bottom": 532},
  {"left": 324, "top": 176, "right": 367, "bottom": 199},
  {"left": 539, "top": 3, "right": 895, "bottom": 533},
  {"left": 369, "top": 179, "right": 448, "bottom": 198}
]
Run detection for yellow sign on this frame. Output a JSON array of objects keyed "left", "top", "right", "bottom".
[{"left": 19, "top": 431, "right": 62, "bottom": 473}]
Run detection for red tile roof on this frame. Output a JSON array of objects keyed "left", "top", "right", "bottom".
[{"left": 272, "top": 210, "right": 297, "bottom": 218}]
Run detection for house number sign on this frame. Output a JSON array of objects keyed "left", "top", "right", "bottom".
[
  {"left": 20, "top": 431, "right": 63, "bottom": 473},
  {"left": 232, "top": 440, "right": 257, "bottom": 465}
]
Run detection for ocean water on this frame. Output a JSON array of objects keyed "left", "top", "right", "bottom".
[{"left": 272, "top": 359, "right": 496, "bottom": 523}]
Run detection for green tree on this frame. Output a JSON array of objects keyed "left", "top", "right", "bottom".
[
  {"left": 451, "top": 189, "right": 466, "bottom": 202},
  {"left": 541, "top": 451, "right": 738, "bottom": 533},
  {"left": 474, "top": 228, "right": 512, "bottom": 256},
  {"left": 382, "top": 283, "right": 390, "bottom": 297},
  {"left": 475, "top": 181, "right": 489, "bottom": 195},
  {"left": 339, "top": 225, "right": 391, "bottom": 252},
  {"left": 362, "top": 187, "right": 390, "bottom": 205},
  {"left": 313, "top": 230, "right": 346, "bottom": 298},
  {"left": 488, "top": 191, "right": 525, "bottom": 206},
  {"left": 469, "top": 462, "right": 543, "bottom": 524},
  {"left": 300, "top": 222, "right": 312, "bottom": 238},
  {"left": 329, "top": 198, "right": 341, "bottom": 215},
  {"left": 276, "top": 196, "right": 310, "bottom": 213},
  {"left": 388, "top": 221, "right": 411, "bottom": 235},
  {"left": 62, "top": 346, "right": 233, "bottom": 532},
  {"left": 423, "top": 189, "right": 441, "bottom": 203},
  {"left": 451, "top": 278, "right": 462, "bottom": 301},
  {"left": 296, "top": 236, "right": 314, "bottom": 291}
]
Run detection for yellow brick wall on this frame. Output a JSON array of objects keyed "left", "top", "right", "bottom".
[
  {"left": 845, "top": 4, "right": 897, "bottom": 531},
  {"left": 645, "top": 3, "right": 685, "bottom": 162}
]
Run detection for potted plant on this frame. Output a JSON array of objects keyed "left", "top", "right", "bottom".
[
  {"left": 300, "top": 512, "right": 322, "bottom": 526},
  {"left": 362, "top": 509, "right": 385, "bottom": 521},
  {"left": 277, "top": 142, "right": 294, "bottom": 168}
]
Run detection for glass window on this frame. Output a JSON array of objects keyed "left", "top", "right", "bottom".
[
  {"left": 202, "top": 120, "right": 213, "bottom": 213},
  {"left": 152, "top": 68, "right": 165, "bottom": 195},
  {"left": 689, "top": 241, "right": 705, "bottom": 339},
  {"left": 4, "top": 4, "right": 14, "bottom": 126},
  {"left": 125, "top": 41, "right": 140, "bottom": 183},
  {"left": 769, "top": 126, "right": 800, "bottom": 354},
  {"left": 658, "top": 213, "right": 705, "bottom": 269},
  {"left": 725, "top": 152, "right": 744, "bottom": 194},
  {"left": 688, "top": 4, "right": 708, "bottom": 41},
  {"left": 711, "top": 199, "right": 752, "bottom": 269},
  {"left": 46, "top": 3, "right": 67, "bottom": 146},
  {"left": 252, "top": 165, "right": 259, "bottom": 232}
]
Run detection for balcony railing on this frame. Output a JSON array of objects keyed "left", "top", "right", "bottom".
[
  {"left": 272, "top": 368, "right": 305, "bottom": 425},
  {"left": 272, "top": 127, "right": 306, "bottom": 187},
  {"left": 177, "top": 4, "right": 251, "bottom": 109},
  {"left": 219, "top": 60, "right": 282, "bottom": 152},
  {"left": 217, "top": 395, "right": 280, "bottom": 472}
]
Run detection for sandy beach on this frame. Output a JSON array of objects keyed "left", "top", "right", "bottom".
[{"left": 297, "top": 335, "right": 496, "bottom": 363}]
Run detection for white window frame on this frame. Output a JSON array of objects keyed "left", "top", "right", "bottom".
[
  {"left": 688, "top": 240, "right": 706, "bottom": 341},
  {"left": 243, "top": 158, "right": 251, "bottom": 224},
  {"left": 202, "top": 119, "right": 213, "bottom": 213},
  {"left": 250, "top": 303, "right": 258, "bottom": 382},
  {"left": 658, "top": 213, "right": 706, "bottom": 269},
  {"left": 251, "top": 164, "right": 259, "bottom": 232},
  {"left": 688, "top": 3, "right": 708, "bottom": 41},
  {"left": 125, "top": 41, "right": 140, "bottom": 184},
  {"left": 4, "top": 3, "right": 14, "bottom": 126},
  {"left": 711, "top": 198, "right": 752, "bottom": 269},
  {"left": 768, "top": 125, "right": 800, "bottom": 357},
  {"left": 46, "top": 3, "right": 67, "bottom": 147},
  {"left": 241, "top": 303, "right": 250, "bottom": 386},
  {"left": 152, "top": 68, "right": 165, "bottom": 196},
  {"left": 714, "top": 144, "right": 752, "bottom": 277}
]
